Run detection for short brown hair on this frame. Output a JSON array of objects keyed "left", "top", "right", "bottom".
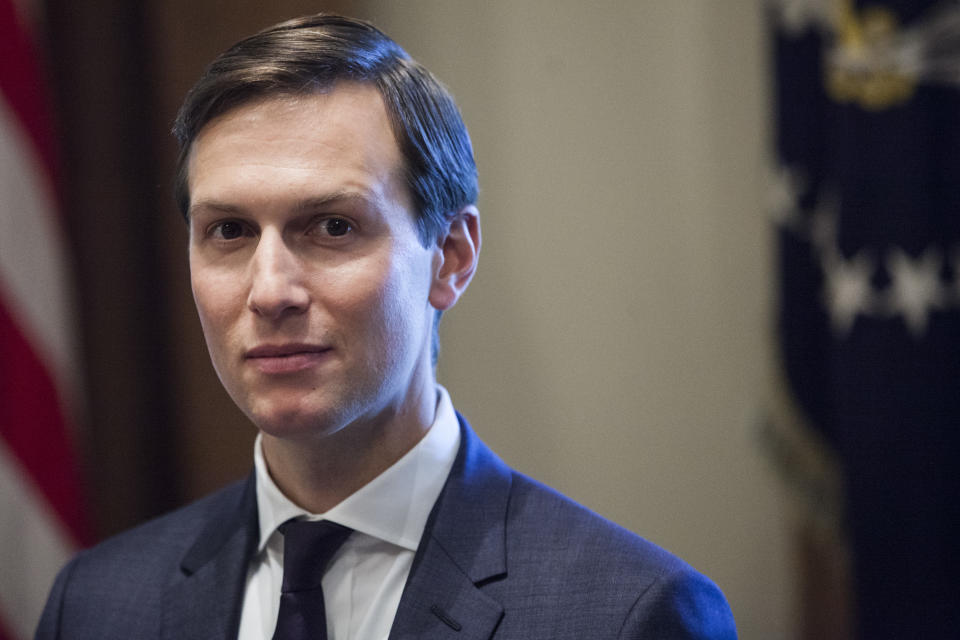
[{"left": 173, "top": 13, "right": 477, "bottom": 247}]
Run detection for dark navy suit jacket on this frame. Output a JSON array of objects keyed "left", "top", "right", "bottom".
[{"left": 36, "top": 416, "right": 737, "bottom": 639}]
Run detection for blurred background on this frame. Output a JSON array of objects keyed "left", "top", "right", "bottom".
[{"left": 3, "top": 1, "right": 959, "bottom": 639}]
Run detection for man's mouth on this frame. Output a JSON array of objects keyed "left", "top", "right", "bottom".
[{"left": 245, "top": 344, "right": 331, "bottom": 374}]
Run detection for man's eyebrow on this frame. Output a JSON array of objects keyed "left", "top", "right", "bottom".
[
  {"left": 292, "top": 190, "right": 375, "bottom": 212},
  {"left": 187, "top": 200, "right": 241, "bottom": 219},
  {"left": 188, "top": 191, "right": 376, "bottom": 219}
]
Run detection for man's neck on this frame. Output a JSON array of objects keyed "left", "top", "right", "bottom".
[{"left": 259, "top": 383, "right": 438, "bottom": 514}]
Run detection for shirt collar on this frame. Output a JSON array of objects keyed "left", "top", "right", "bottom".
[{"left": 253, "top": 385, "right": 461, "bottom": 553}]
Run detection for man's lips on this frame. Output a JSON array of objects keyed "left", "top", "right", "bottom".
[
  {"left": 246, "top": 343, "right": 329, "bottom": 358},
  {"left": 245, "top": 344, "right": 331, "bottom": 374}
]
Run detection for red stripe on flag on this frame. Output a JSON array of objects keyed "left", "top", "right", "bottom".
[
  {"left": 0, "top": 0, "right": 88, "bottom": 551},
  {"left": 0, "top": 0, "right": 59, "bottom": 190},
  {"left": 0, "top": 298, "right": 88, "bottom": 544}
]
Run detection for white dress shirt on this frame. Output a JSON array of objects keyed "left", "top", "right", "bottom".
[{"left": 237, "top": 386, "right": 461, "bottom": 640}]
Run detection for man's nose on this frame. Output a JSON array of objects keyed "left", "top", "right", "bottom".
[{"left": 246, "top": 230, "right": 310, "bottom": 319}]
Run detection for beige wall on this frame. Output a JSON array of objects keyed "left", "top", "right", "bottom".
[{"left": 361, "top": 2, "right": 792, "bottom": 637}]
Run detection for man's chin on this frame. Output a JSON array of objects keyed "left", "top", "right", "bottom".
[{"left": 247, "top": 404, "right": 343, "bottom": 442}]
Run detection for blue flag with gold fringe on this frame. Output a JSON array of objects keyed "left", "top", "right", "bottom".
[{"left": 769, "top": 0, "right": 960, "bottom": 637}]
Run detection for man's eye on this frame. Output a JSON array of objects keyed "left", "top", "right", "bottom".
[
  {"left": 317, "top": 217, "right": 352, "bottom": 237},
  {"left": 211, "top": 221, "right": 246, "bottom": 240}
]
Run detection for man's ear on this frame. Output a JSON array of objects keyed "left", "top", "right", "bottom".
[{"left": 429, "top": 205, "right": 481, "bottom": 311}]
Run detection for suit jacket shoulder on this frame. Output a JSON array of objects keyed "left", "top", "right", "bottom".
[
  {"left": 504, "top": 471, "right": 736, "bottom": 638},
  {"left": 388, "top": 415, "right": 737, "bottom": 639},
  {"left": 36, "top": 476, "right": 257, "bottom": 640}
]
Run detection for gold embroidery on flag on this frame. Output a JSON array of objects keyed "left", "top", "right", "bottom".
[{"left": 825, "top": 1, "right": 915, "bottom": 109}]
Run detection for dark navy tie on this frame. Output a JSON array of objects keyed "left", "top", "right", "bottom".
[{"left": 272, "top": 519, "right": 353, "bottom": 640}]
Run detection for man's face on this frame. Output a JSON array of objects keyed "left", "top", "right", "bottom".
[{"left": 187, "top": 84, "right": 441, "bottom": 443}]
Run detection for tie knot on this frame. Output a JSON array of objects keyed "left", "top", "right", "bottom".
[{"left": 278, "top": 519, "right": 353, "bottom": 593}]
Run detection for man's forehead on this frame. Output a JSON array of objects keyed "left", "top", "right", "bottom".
[
  {"left": 190, "top": 85, "right": 397, "bottom": 169},
  {"left": 192, "top": 83, "right": 393, "bottom": 149},
  {"left": 185, "top": 84, "right": 412, "bottom": 218}
]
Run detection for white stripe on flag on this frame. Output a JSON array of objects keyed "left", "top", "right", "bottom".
[
  {"left": 0, "top": 439, "right": 75, "bottom": 639},
  {"left": 0, "top": 94, "right": 81, "bottom": 413}
]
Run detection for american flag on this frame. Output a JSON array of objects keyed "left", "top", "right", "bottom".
[{"left": 0, "top": 0, "right": 87, "bottom": 637}]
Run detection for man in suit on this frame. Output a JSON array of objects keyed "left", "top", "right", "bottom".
[{"left": 36, "top": 14, "right": 736, "bottom": 640}]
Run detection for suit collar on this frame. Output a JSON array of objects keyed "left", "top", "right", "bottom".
[
  {"left": 426, "top": 413, "right": 511, "bottom": 582},
  {"left": 388, "top": 413, "right": 511, "bottom": 639},
  {"left": 162, "top": 474, "right": 259, "bottom": 640}
]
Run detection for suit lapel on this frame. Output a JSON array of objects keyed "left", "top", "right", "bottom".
[
  {"left": 161, "top": 474, "right": 259, "bottom": 640},
  {"left": 389, "top": 415, "right": 512, "bottom": 640}
]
